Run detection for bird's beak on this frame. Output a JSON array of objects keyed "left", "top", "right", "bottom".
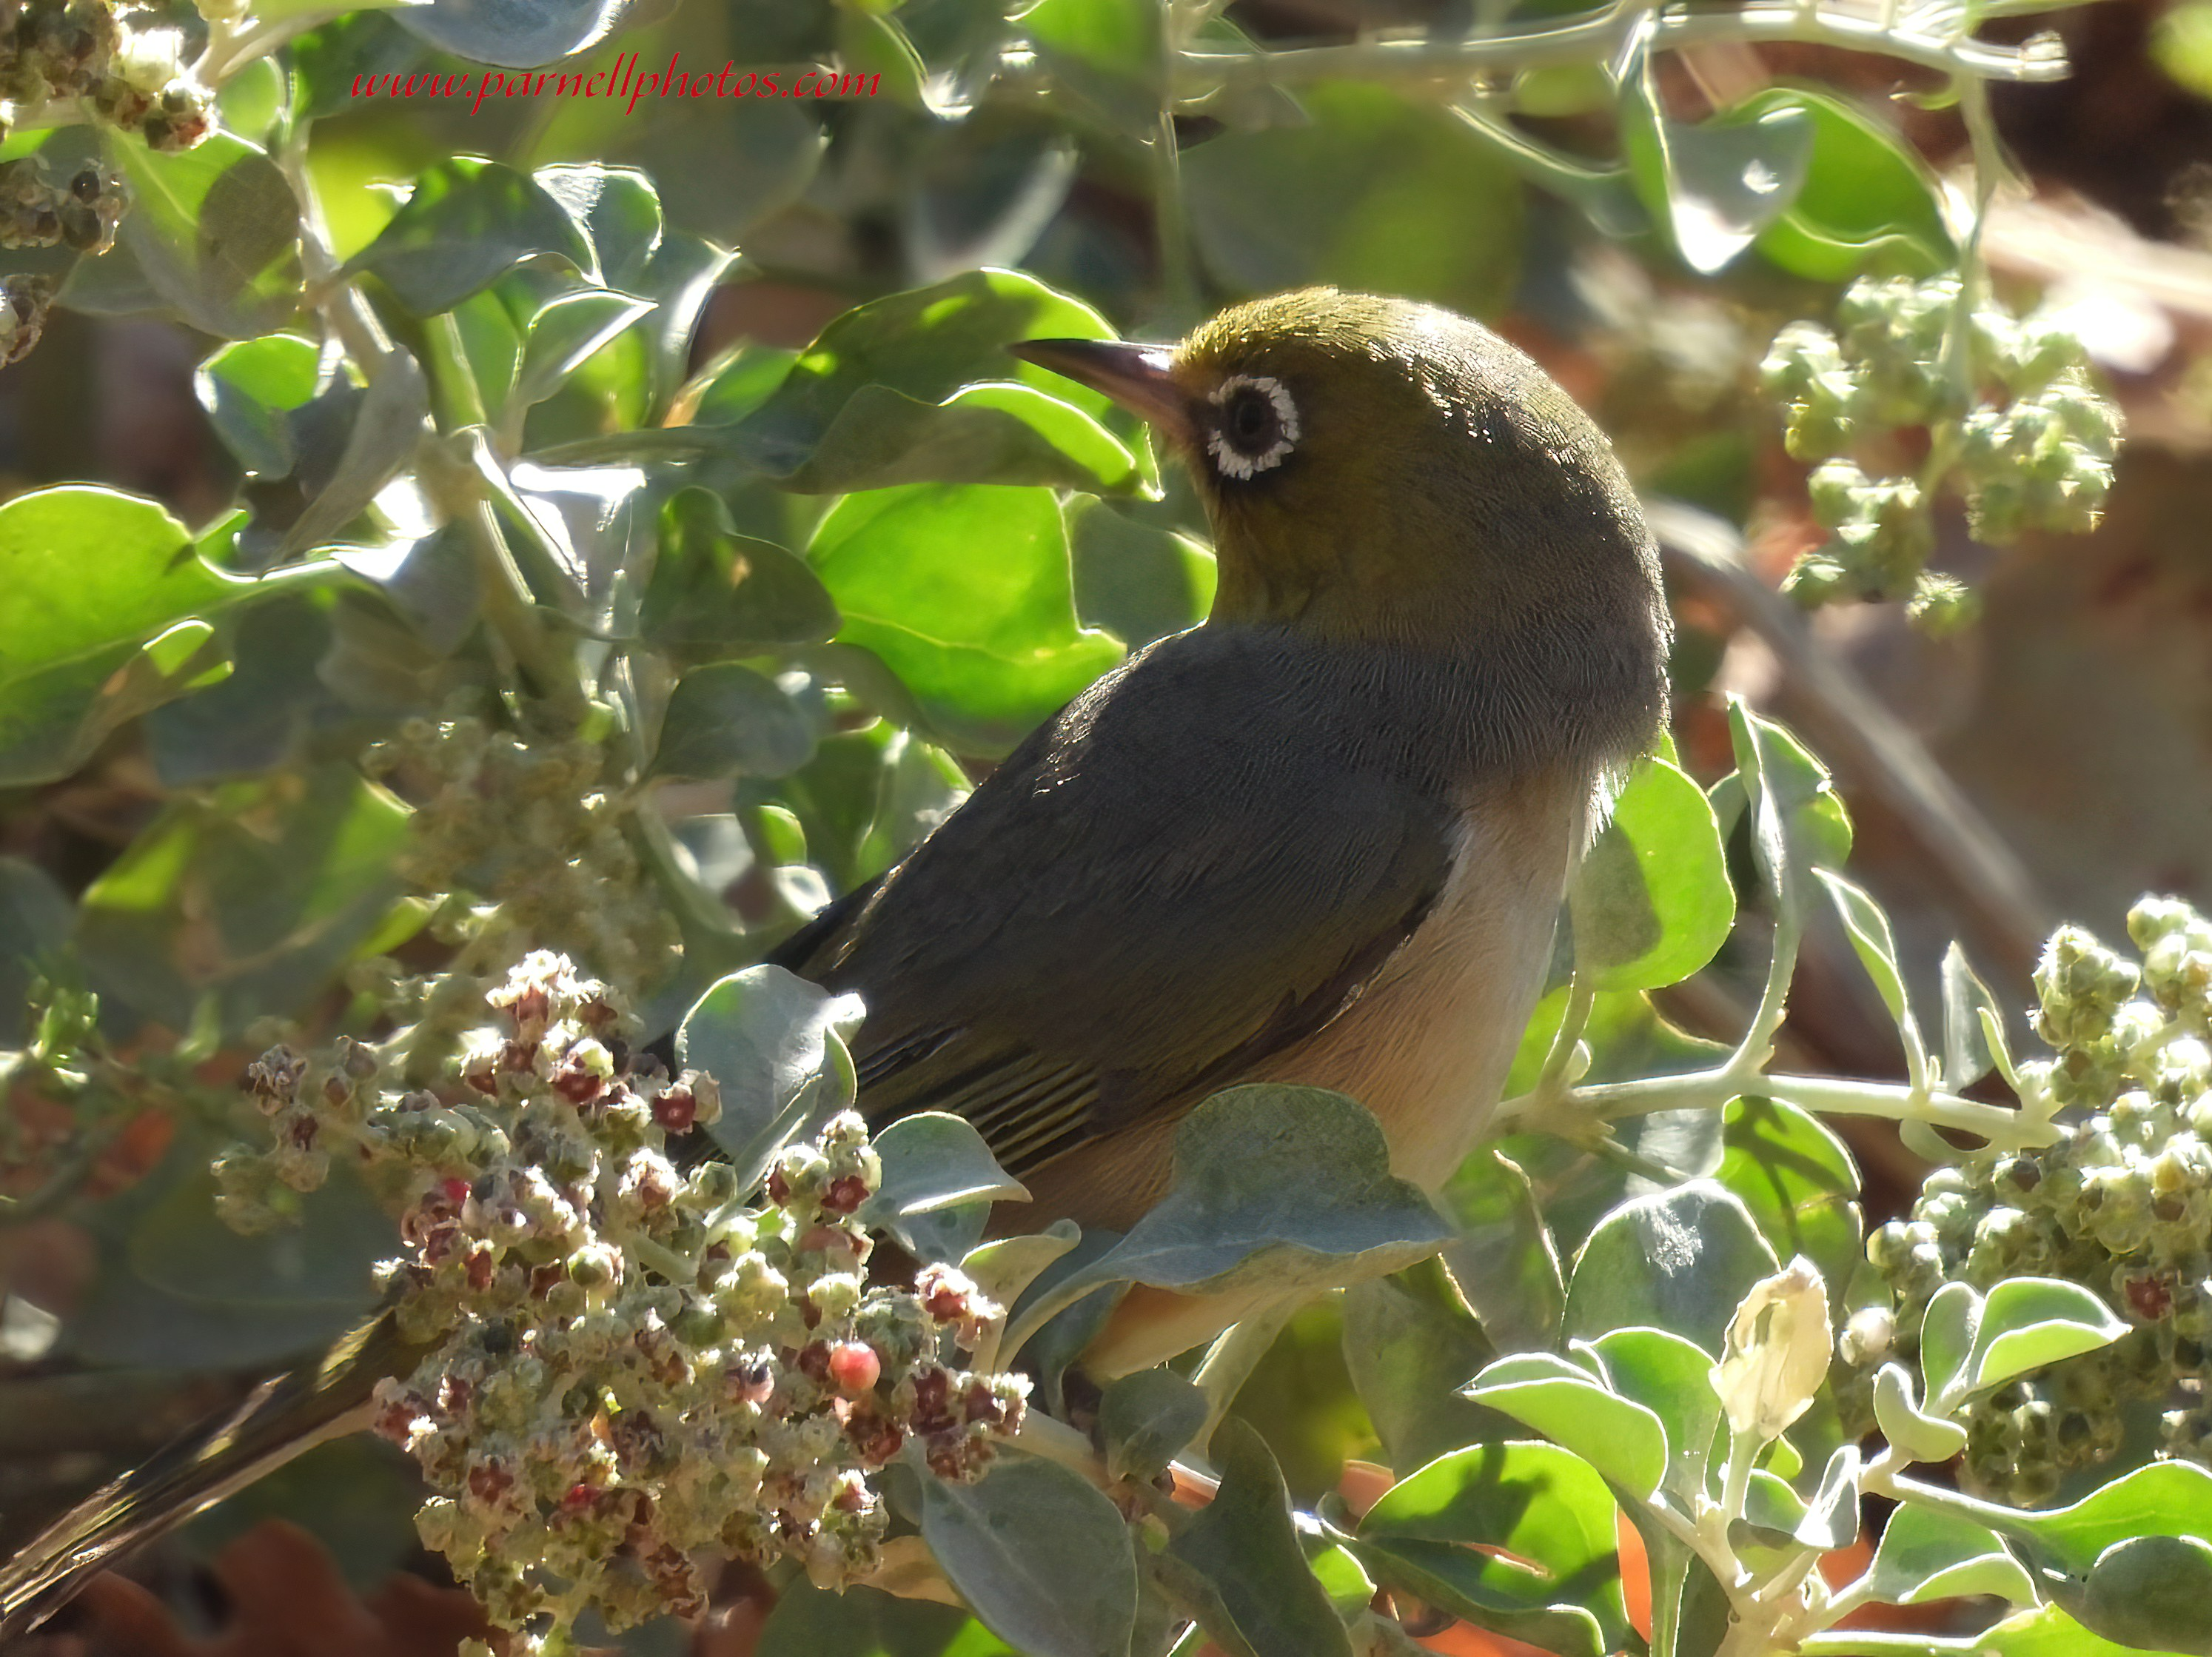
[{"left": 1009, "top": 338, "right": 1195, "bottom": 449}]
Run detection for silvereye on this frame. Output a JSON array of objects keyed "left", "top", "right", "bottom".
[{"left": 0, "top": 288, "right": 1668, "bottom": 1638}]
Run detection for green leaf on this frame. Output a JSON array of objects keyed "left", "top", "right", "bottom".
[
  {"left": 806, "top": 484, "right": 1123, "bottom": 756},
  {"left": 1940, "top": 940, "right": 2008, "bottom": 1092},
  {"left": 1164, "top": 1420, "right": 1352, "bottom": 1657},
  {"left": 1355, "top": 1440, "right": 1629, "bottom": 1657},
  {"left": 1965, "top": 1276, "right": 2128, "bottom": 1396},
  {"left": 1021, "top": 0, "right": 1164, "bottom": 138},
  {"left": 1796, "top": 1445, "right": 1860, "bottom": 1550},
  {"left": 1069, "top": 498, "right": 1216, "bottom": 649},
  {"left": 728, "top": 269, "right": 1130, "bottom": 478},
  {"left": 1865, "top": 1502, "right": 2037, "bottom": 1606},
  {"left": 776, "top": 381, "right": 1145, "bottom": 495},
  {"left": 73, "top": 765, "right": 409, "bottom": 1035},
  {"left": 1438, "top": 1149, "right": 1564, "bottom": 1354},
  {"left": 195, "top": 333, "right": 323, "bottom": 476},
  {"left": 1998, "top": 1459, "right": 2212, "bottom": 1579},
  {"left": 1919, "top": 1281, "right": 1980, "bottom": 1407},
  {"left": 533, "top": 161, "right": 660, "bottom": 291},
  {"left": 1182, "top": 81, "right": 1523, "bottom": 318},
  {"left": 1340, "top": 1259, "right": 1506, "bottom": 1477},
  {"left": 1618, "top": 58, "right": 1815, "bottom": 274},
  {"left": 756, "top": 1580, "right": 1016, "bottom": 1657},
  {"left": 1737, "top": 87, "right": 1954, "bottom": 281},
  {"left": 962, "top": 1222, "right": 1083, "bottom": 1339},
  {"left": 0, "top": 488, "right": 338, "bottom": 787},
  {"left": 1569, "top": 757, "right": 1735, "bottom": 991},
  {"left": 1814, "top": 868, "right": 1911, "bottom": 1025},
  {"left": 1716, "top": 1097, "right": 1863, "bottom": 1301},
  {"left": 863, "top": 1112, "right": 1030, "bottom": 1222},
  {"left": 393, "top": 0, "right": 626, "bottom": 68},
  {"left": 105, "top": 129, "right": 304, "bottom": 338},
  {"left": 1561, "top": 1180, "right": 1778, "bottom": 1355},
  {"left": 1099, "top": 1369, "right": 1209, "bottom": 1484},
  {"left": 512, "top": 287, "right": 656, "bottom": 412},
  {"left": 273, "top": 349, "right": 431, "bottom": 559},
  {"left": 919, "top": 1455, "right": 1139, "bottom": 1657},
  {"left": 651, "top": 662, "right": 817, "bottom": 781},
  {"left": 1726, "top": 699, "right": 1852, "bottom": 907},
  {"left": 1962, "top": 1604, "right": 2202, "bottom": 1657},
  {"left": 2080, "top": 1535, "right": 2212, "bottom": 1656},
  {"left": 677, "top": 965, "right": 862, "bottom": 1187},
  {"left": 642, "top": 489, "right": 840, "bottom": 663},
  {"left": 1589, "top": 1327, "right": 1720, "bottom": 1504},
  {"left": 348, "top": 156, "right": 596, "bottom": 315},
  {"left": 2155, "top": 3, "right": 2212, "bottom": 101},
  {"left": 1462, "top": 1352, "right": 1669, "bottom": 1500},
  {"left": 0, "top": 857, "right": 71, "bottom": 1031},
  {"left": 1871, "top": 1362, "right": 1967, "bottom": 1463},
  {"left": 1033, "top": 1085, "right": 1452, "bottom": 1310}
]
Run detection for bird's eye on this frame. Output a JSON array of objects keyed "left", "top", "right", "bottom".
[{"left": 1205, "top": 374, "right": 1299, "bottom": 481}]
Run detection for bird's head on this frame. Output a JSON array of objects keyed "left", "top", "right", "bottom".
[{"left": 1015, "top": 288, "right": 1665, "bottom": 661}]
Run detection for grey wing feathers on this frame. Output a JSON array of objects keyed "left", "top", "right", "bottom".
[{"left": 780, "top": 628, "right": 1461, "bottom": 1182}]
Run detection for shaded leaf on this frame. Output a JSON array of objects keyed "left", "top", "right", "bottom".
[
  {"left": 919, "top": 1456, "right": 1138, "bottom": 1657},
  {"left": 1164, "top": 1420, "right": 1350, "bottom": 1657},
  {"left": 195, "top": 333, "right": 324, "bottom": 477},
  {"left": 1865, "top": 1502, "right": 2036, "bottom": 1606},
  {"left": 395, "top": 0, "right": 631, "bottom": 70},
  {"left": 1569, "top": 756, "right": 1735, "bottom": 992},
  {"left": 1716, "top": 1097, "right": 1863, "bottom": 1302},
  {"left": 275, "top": 349, "right": 431, "bottom": 559},
  {"left": 863, "top": 1112, "right": 1030, "bottom": 1221},
  {"left": 642, "top": 489, "right": 840, "bottom": 663},
  {"left": 1438, "top": 1149, "right": 1564, "bottom": 1355},
  {"left": 756, "top": 1579, "right": 1016, "bottom": 1657},
  {"left": 1037, "top": 1086, "right": 1451, "bottom": 1309},
  {"left": 1099, "top": 1369, "right": 1208, "bottom": 1483},
  {"left": 106, "top": 130, "right": 304, "bottom": 338},
  {"left": 2079, "top": 1535, "right": 2212, "bottom": 1656},
  {"left": 73, "top": 765, "right": 409, "bottom": 1036},
  {"left": 677, "top": 965, "right": 863, "bottom": 1186},
  {"left": 348, "top": 157, "right": 595, "bottom": 316},
  {"left": 1341, "top": 1257, "right": 1504, "bottom": 1476},
  {"left": 1182, "top": 81, "right": 1523, "bottom": 318},
  {"left": 652, "top": 662, "right": 817, "bottom": 781}
]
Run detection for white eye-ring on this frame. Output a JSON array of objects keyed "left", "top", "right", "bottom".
[{"left": 1206, "top": 373, "right": 1300, "bottom": 480}]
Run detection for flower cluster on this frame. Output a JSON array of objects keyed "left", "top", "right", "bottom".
[
  {"left": 1761, "top": 275, "right": 2123, "bottom": 633},
  {"left": 0, "top": 1, "right": 210, "bottom": 150},
  {"left": 220, "top": 952, "right": 1028, "bottom": 1650},
  {"left": 1864, "top": 897, "right": 2212, "bottom": 1503},
  {"left": 361, "top": 715, "right": 678, "bottom": 1008}
]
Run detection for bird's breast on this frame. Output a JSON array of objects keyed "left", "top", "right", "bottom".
[{"left": 1242, "top": 759, "right": 1590, "bottom": 1186}]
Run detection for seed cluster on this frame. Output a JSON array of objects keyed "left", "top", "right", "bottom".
[
  {"left": 1761, "top": 275, "right": 2122, "bottom": 634},
  {"left": 224, "top": 952, "right": 1028, "bottom": 1650},
  {"left": 361, "top": 716, "right": 680, "bottom": 1016},
  {"left": 0, "top": 1, "right": 210, "bottom": 150},
  {"left": 1864, "top": 897, "right": 2212, "bottom": 1504},
  {"left": 0, "top": 154, "right": 123, "bottom": 252}
]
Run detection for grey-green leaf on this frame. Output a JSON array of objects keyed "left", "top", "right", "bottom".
[
  {"left": 919, "top": 1456, "right": 1138, "bottom": 1657},
  {"left": 1099, "top": 1369, "right": 1209, "bottom": 1484},
  {"left": 651, "top": 663, "right": 817, "bottom": 781},
  {"left": 1866, "top": 1503, "right": 2036, "bottom": 1606},
  {"left": 677, "top": 965, "right": 862, "bottom": 1186},
  {"left": 348, "top": 157, "right": 597, "bottom": 316},
  {"left": 1562, "top": 1181, "right": 1779, "bottom": 1355},
  {"left": 1164, "top": 1420, "right": 1353, "bottom": 1657}
]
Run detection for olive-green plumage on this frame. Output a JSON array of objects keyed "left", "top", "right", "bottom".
[{"left": 0, "top": 288, "right": 1667, "bottom": 1637}]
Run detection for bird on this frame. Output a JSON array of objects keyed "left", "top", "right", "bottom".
[{"left": 0, "top": 287, "right": 1669, "bottom": 1639}]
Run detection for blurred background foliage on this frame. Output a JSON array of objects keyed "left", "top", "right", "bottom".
[{"left": 4, "top": 0, "right": 2212, "bottom": 1652}]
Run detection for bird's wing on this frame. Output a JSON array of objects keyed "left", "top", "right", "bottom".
[{"left": 774, "top": 628, "right": 1461, "bottom": 1182}]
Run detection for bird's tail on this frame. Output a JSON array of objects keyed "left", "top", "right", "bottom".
[{"left": 0, "top": 1307, "right": 429, "bottom": 1642}]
